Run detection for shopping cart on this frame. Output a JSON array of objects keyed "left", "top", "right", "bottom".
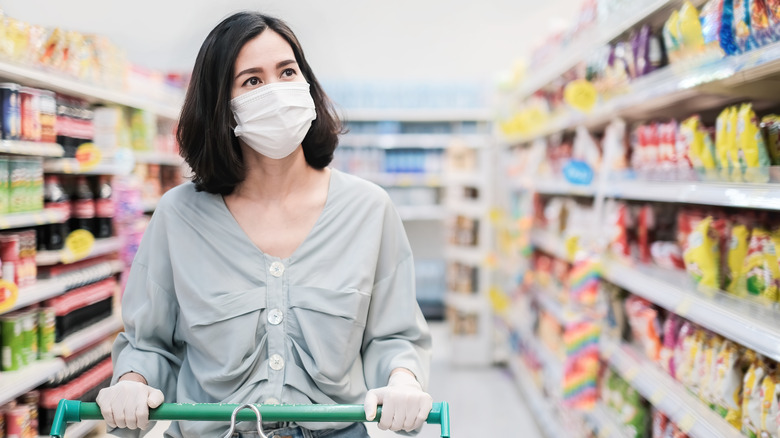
[{"left": 49, "top": 400, "right": 451, "bottom": 438}]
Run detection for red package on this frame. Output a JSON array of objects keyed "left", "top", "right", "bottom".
[
  {"left": 638, "top": 204, "right": 656, "bottom": 264},
  {"left": 625, "top": 296, "right": 662, "bottom": 361},
  {"left": 658, "top": 121, "right": 679, "bottom": 168}
]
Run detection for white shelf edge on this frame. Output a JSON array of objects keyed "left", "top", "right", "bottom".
[
  {"left": 442, "top": 172, "right": 484, "bottom": 187},
  {"left": 53, "top": 315, "right": 123, "bottom": 358},
  {"left": 0, "top": 358, "right": 66, "bottom": 405},
  {"left": 142, "top": 199, "right": 159, "bottom": 213},
  {"left": 530, "top": 285, "right": 579, "bottom": 325},
  {"left": 395, "top": 205, "right": 446, "bottom": 221},
  {"left": 533, "top": 179, "right": 597, "bottom": 197},
  {"left": 602, "top": 341, "right": 743, "bottom": 438},
  {"left": 0, "top": 140, "right": 64, "bottom": 157},
  {"left": 444, "top": 291, "right": 487, "bottom": 311},
  {"left": 0, "top": 59, "right": 181, "bottom": 120},
  {"left": 446, "top": 200, "right": 487, "bottom": 219},
  {"left": 444, "top": 244, "right": 484, "bottom": 266},
  {"left": 4, "top": 278, "right": 66, "bottom": 315},
  {"left": 584, "top": 402, "right": 633, "bottom": 438},
  {"left": 0, "top": 209, "right": 69, "bottom": 230},
  {"left": 339, "top": 133, "right": 491, "bottom": 149},
  {"left": 43, "top": 159, "right": 132, "bottom": 176},
  {"left": 508, "top": 356, "right": 567, "bottom": 438},
  {"left": 341, "top": 108, "right": 493, "bottom": 122},
  {"left": 133, "top": 151, "right": 183, "bottom": 166},
  {"left": 529, "top": 229, "right": 571, "bottom": 262},
  {"left": 605, "top": 179, "right": 780, "bottom": 210},
  {"left": 602, "top": 259, "right": 780, "bottom": 362},
  {"left": 356, "top": 172, "right": 443, "bottom": 187},
  {"left": 36, "top": 237, "right": 122, "bottom": 266}
]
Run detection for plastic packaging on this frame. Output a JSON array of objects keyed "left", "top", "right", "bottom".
[
  {"left": 742, "top": 228, "right": 780, "bottom": 302},
  {"left": 742, "top": 353, "right": 768, "bottom": 437},
  {"left": 714, "top": 340, "right": 743, "bottom": 428},
  {"left": 725, "top": 224, "right": 750, "bottom": 295},
  {"left": 683, "top": 216, "right": 721, "bottom": 290}
]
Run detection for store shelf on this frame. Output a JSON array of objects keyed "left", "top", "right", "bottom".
[
  {"left": 517, "top": 0, "right": 680, "bottom": 99},
  {"left": 53, "top": 315, "right": 123, "bottom": 358},
  {"left": 342, "top": 108, "right": 492, "bottom": 122},
  {"left": 43, "top": 158, "right": 132, "bottom": 176},
  {"left": 602, "top": 259, "right": 780, "bottom": 362},
  {"left": 36, "top": 237, "right": 122, "bottom": 266},
  {"left": 601, "top": 341, "right": 743, "bottom": 438},
  {"left": 0, "top": 358, "right": 66, "bottom": 405},
  {"left": 359, "top": 172, "right": 442, "bottom": 187},
  {"left": 142, "top": 199, "right": 159, "bottom": 213},
  {"left": 444, "top": 291, "right": 487, "bottom": 311},
  {"left": 533, "top": 178, "right": 597, "bottom": 197},
  {"left": 447, "top": 199, "right": 487, "bottom": 219},
  {"left": 445, "top": 245, "right": 484, "bottom": 266},
  {"left": 3, "top": 260, "right": 124, "bottom": 315},
  {"left": 443, "top": 172, "right": 484, "bottom": 187},
  {"left": 513, "top": 39, "right": 780, "bottom": 144},
  {"left": 529, "top": 229, "right": 571, "bottom": 262},
  {"left": 518, "top": 327, "right": 564, "bottom": 381},
  {"left": 508, "top": 355, "right": 567, "bottom": 438},
  {"left": 0, "top": 140, "right": 64, "bottom": 157},
  {"left": 395, "top": 205, "right": 446, "bottom": 221},
  {"left": 605, "top": 179, "right": 780, "bottom": 210},
  {"left": 340, "top": 133, "right": 490, "bottom": 149},
  {"left": 133, "top": 151, "right": 183, "bottom": 166},
  {"left": 0, "top": 59, "right": 181, "bottom": 120},
  {"left": 530, "top": 285, "right": 579, "bottom": 325},
  {"left": 0, "top": 209, "right": 69, "bottom": 230},
  {"left": 584, "top": 403, "right": 633, "bottom": 438}
]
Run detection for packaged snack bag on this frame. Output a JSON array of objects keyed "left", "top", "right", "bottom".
[
  {"left": 737, "top": 103, "right": 772, "bottom": 182},
  {"left": 679, "top": 1, "right": 707, "bottom": 54},
  {"left": 634, "top": 25, "right": 653, "bottom": 76},
  {"left": 653, "top": 409, "right": 668, "bottom": 438},
  {"left": 638, "top": 204, "right": 655, "bottom": 264},
  {"left": 689, "top": 329, "right": 707, "bottom": 396},
  {"left": 725, "top": 224, "right": 751, "bottom": 295},
  {"left": 664, "top": 10, "right": 683, "bottom": 62},
  {"left": 659, "top": 314, "right": 682, "bottom": 377},
  {"left": 683, "top": 216, "right": 722, "bottom": 290},
  {"left": 675, "top": 321, "right": 698, "bottom": 386},
  {"left": 734, "top": 0, "right": 752, "bottom": 52},
  {"left": 714, "top": 340, "right": 744, "bottom": 428},
  {"left": 681, "top": 115, "right": 717, "bottom": 171},
  {"left": 743, "top": 228, "right": 780, "bottom": 302},
  {"left": 699, "top": 334, "right": 724, "bottom": 406},
  {"left": 742, "top": 352, "right": 766, "bottom": 438},
  {"left": 625, "top": 296, "right": 663, "bottom": 361},
  {"left": 761, "top": 115, "right": 780, "bottom": 165},
  {"left": 651, "top": 241, "right": 686, "bottom": 270},
  {"left": 726, "top": 105, "right": 744, "bottom": 181},
  {"left": 715, "top": 107, "right": 733, "bottom": 178},
  {"left": 701, "top": 0, "right": 727, "bottom": 55},
  {"left": 761, "top": 370, "right": 780, "bottom": 438},
  {"left": 658, "top": 121, "right": 679, "bottom": 169},
  {"left": 748, "top": 0, "right": 774, "bottom": 49}
]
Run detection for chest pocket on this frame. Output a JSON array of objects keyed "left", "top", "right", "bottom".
[
  {"left": 287, "top": 286, "right": 371, "bottom": 381},
  {"left": 183, "top": 286, "right": 267, "bottom": 381}
]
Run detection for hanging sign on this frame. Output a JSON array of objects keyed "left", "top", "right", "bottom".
[
  {"left": 563, "top": 159, "right": 594, "bottom": 185},
  {"left": 63, "top": 229, "right": 96, "bottom": 263},
  {"left": 75, "top": 143, "right": 102, "bottom": 172},
  {"left": 564, "top": 79, "right": 598, "bottom": 113}
]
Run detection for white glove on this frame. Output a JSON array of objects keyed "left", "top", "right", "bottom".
[
  {"left": 96, "top": 380, "right": 164, "bottom": 430},
  {"left": 364, "top": 372, "right": 433, "bottom": 432}
]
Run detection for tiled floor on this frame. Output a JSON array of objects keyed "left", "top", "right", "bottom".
[{"left": 92, "top": 322, "right": 542, "bottom": 438}]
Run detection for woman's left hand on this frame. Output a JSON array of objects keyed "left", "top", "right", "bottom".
[{"left": 364, "top": 371, "right": 433, "bottom": 432}]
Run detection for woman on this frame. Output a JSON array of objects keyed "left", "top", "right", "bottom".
[{"left": 96, "top": 11, "right": 432, "bottom": 438}]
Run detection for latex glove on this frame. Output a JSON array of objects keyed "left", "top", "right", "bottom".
[
  {"left": 364, "top": 372, "right": 433, "bottom": 432},
  {"left": 96, "top": 380, "right": 164, "bottom": 430}
]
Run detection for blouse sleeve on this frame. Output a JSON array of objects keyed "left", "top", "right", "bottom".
[
  {"left": 111, "top": 202, "right": 183, "bottom": 399},
  {"left": 361, "top": 197, "right": 432, "bottom": 390}
]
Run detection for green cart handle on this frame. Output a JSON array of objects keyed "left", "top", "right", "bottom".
[{"left": 50, "top": 400, "right": 451, "bottom": 438}]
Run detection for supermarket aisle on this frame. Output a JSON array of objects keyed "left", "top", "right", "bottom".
[{"left": 367, "top": 322, "right": 543, "bottom": 438}]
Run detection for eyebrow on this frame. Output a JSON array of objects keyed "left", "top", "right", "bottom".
[{"left": 235, "top": 59, "right": 298, "bottom": 80}]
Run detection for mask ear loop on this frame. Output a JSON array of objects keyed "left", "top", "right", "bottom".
[{"left": 221, "top": 404, "right": 268, "bottom": 438}]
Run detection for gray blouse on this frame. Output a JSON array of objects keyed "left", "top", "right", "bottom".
[{"left": 110, "top": 169, "right": 432, "bottom": 437}]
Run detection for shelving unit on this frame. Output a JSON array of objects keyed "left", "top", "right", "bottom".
[
  {"left": 36, "top": 237, "right": 122, "bottom": 266},
  {"left": 583, "top": 403, "right": 633, "bottom": 438},
  {"left": 43, "top": 158, "right": 133, "bottom": 176},
  {"left": 604, "top": 179, "right": 780, "bottom": 210},
  {"left": 395, "top": 205, "right": 447, "bottom": 221},
  {"left": 601, "top": 341, "right": 743, "bottom": 438},
  {"left": 0, "top": 140, "right": 64, "bottom": 157},
  {"left": 0, "top": 358, "right": 66, "bottom": 405},
  {"left": 53, "top": 315, "right": 123, "bottom": 358},
  {"left": 508, "top": 356, "right": 567, "bottom": 438},
  {"left": 0, "top": 209, "right": 70, "bottom": 230}
]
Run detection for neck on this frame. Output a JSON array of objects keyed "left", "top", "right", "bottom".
[{"left": 234, "top": 143, "right": 315, "bottom": 201}]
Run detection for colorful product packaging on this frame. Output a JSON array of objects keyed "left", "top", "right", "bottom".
[
  {"left": 37, "top": 307, "right": 55, "bottom": 360},
  {"left": 0, "top": 158, "right": 9, "bottom": 214},
  {"left": 0, "top": 312, "right": 23, "bottom": 371},
  {"left": 760, "top": 370, "right": 780, "bottom": 438},
  {"left": 714, "top": 340, "right": 743, "bottom": 427},
  {"left": 762, "top": 115, "right": 780, "bottom": 165},
  {"left": 742, "top": 353, "right": 767, "bottom": 438},
  {"left": 683, "top": 216, "right": 722, "bottom": 290},
  {"left": 0, "top": 82, "right": 21, "bottom": 141},
  {"left": 8, "top": 158, "right": 26, "bottom": 213},
  {"left": 742, "top": 228, "right": 780, "bottom": 302}
]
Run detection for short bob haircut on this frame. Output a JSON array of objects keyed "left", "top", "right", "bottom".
[{"left": 177, "top": 12, "right": 343, "bottom": 195}]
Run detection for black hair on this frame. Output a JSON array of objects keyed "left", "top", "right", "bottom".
[{"left": 177, "top": 12, "right": 343, "bottom": 195}]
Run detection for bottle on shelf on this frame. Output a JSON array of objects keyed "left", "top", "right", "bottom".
[
  {"left": 69, "top": 176, "right": 95, "bottom": 235},
  {"left": 43, "top": 175, "right": 70, "bottom": 250},
  {"left": 94, "top": 176, "right": 114, "bottom": 239}
]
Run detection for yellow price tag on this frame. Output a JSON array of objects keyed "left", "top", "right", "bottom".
[
  {"left": 0, "top": 279, "right": 19, "bottom": 313},
  {"left": 489, "top": 286, "right": 510, "bottom": 314},
  {"left": 75, "top": 143, "right": 102, "bottom": 172},
  {"left": 565, "top": 235, "right": 580, "bottom": 262},
  {"left": 564, "top": 79, "right": 598, "bottom": 113},
  {"left": 489, "top": 208, "right": 504, "bottom": 225},
  {"left": 624, "top": 366, "right": 640, "bottom": 382},
  {"left": 0, "top": 216, "right": 9, "bottom": 229},
  {"left": 63, "top": 229, "right": 96, "bottom": 263},
  {"left": 678, "top": 413, "right": 696, "bottom": 433},
  {"left": 650, "top": 388, "right": 665, "bottom": 405},
  {"left": 675, "top": 298, "right": 693, "bottom": 316}
]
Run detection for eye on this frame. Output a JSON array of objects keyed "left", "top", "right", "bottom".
[
  {"left": 243, "top": 76, "right": 262, "bottom": 87},
  {"left": 281, "top": 68, "right": 297, "bottom": 78}
]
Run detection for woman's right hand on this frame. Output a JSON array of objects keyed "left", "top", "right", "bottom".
[{"left": 96, "top": 374, "right": 164, "bottom": 430}]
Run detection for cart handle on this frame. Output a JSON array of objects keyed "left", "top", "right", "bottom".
[{"left": 50, "top": 400, "right": 451, "bottom": 438}]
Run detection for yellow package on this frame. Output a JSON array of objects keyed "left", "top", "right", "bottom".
[
  {"left": 716, "top": 107, "right": 733, "bottom": 178},
  {"left": 690, "top": 329, "right": 707, "bottom": 396},
  {"left": 743, "top": 229, "right": 780, "bottom": 303},
  {"left": 715, "top": 341, "right": 743, "bottom": 428},
  {"left": 679, "top": 1, "right": 706, "bottom": 54},
  {"left": 738, "top": 104, "right": 772, "bottom": 183},
  {"left": 675, "top": 323, "right": 699, "bottom": 387},
  {"left": 683, "top": 216, "right": 721, "bottom": 290},
  {"left": 743, "top": 354, "right": 767, "bottom": 438},
  {"left": 664, "top": 11, "right": 683, "bottom": 62},
  {"left": 760, "top": 370, "right": 780, "bottom": 438},
  {"left": 727, "top": 106, "right": 744, "bottom": 181},
  {"left": 683, "top": 115, "right": 717, "bottom": 170},
  {"left": 700, "top": 334, "right": 724, "bottom": 406},
  {"left": 726, "top": 224, "right": 751, "bottom": 295},
  {"left": 761, "top": 115, "right": 780, "bottom": 165}
]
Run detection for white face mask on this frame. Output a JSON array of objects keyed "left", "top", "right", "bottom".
[{"left": 230, "top": 82, "right": 317, "bottom": 159}]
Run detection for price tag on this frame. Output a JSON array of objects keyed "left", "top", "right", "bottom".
[
  {"left": 624, "top": 366, "right": 640, "bottom": 382},
  {"left": 564, "top": 79, "right": 598, "bottom": 113},
  {"left": 650, "top": 388, "right": 665, "bottom": 405},
  {"left": 63, "top": 229, "right": 95, "bottom": 264},
  {"left": 75, "top": 143, "right": 102, "bottom": 172},
  {"left": 33, "top": 213, "right": 44, "bottom": 226},
  {"left": 675, "top": 298, "right": 692, "bottom": 316},
  {"left": 565, "top": 236, "right": 580, "bottom": 262},
  {"left": 0, "top": 216, "right": 9, "bottom": 229},
  {"left": 678, "top": 413, "right": 696, "bottom": 433},
  {"left": 0, "top": 279, "right": 19, "bottom": 313}
]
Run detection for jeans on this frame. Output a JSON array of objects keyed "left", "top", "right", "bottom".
[{"left": 235, "top": 422, "right": 369, "bottom": 438}]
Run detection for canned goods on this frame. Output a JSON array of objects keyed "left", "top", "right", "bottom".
[
  {"left": 19, "top": 87, "right": 40, "bottom": 142},
  {"left": 8, "top": 158, "right": 26, "bottom": 214},
  {"left": 0, "top": 313, "right": 23, "bottom": 371},
  {"left": 19, "top": 391, "right": 39, "bottom": 437},
  {"left": 5, "top": 405, "right": 29, "bottom": 438},
  {"left": 38, "top": 90, "right": 56, "bottom": 143},
  {"left": 37, "top": 308, "right": 55, "bottom": 359},
  {"left": 0, "top": 158, "right": 9, "bottom": 215},
  {"left": 20, "top": 311, "right": 37, "bottom": 366},
  {"left": 0, "top": 233, "right": 20, "bottom": 262},
  {"left": 0, "top": 83, "right": 20, "bottom": 141}
]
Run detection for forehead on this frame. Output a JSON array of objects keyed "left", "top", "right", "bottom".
[{"left": 235, "top": 29, "right": 295, "bottom": 68}]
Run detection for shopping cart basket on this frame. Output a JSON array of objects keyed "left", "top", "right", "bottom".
[{"left": 49, "top": 400, "right": 451, "bottom": 438}]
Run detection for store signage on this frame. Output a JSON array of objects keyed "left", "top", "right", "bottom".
[
  {"left": 0, "top": 279, "right": 19, "bottom": 313},
  {"left": 563, "top": 160, "right": 594, "bottom": 185}
]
